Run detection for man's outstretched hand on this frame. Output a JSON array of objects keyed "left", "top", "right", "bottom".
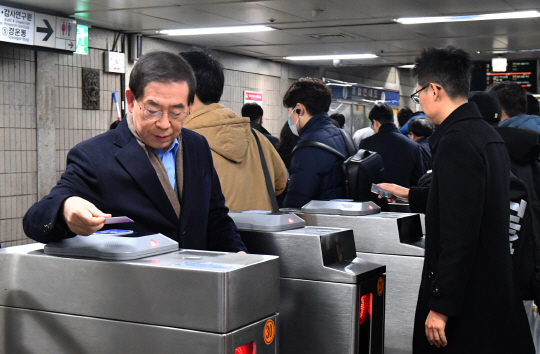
[
  {"left": 377, "top": 183, "right": 410, "bottom": 202},
  {"left": 62, "top": 196, "right": 111, "bottom": 236}
]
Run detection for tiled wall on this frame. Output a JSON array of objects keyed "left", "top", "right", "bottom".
[
  {"left": 0, "top": 44, "right": 121, "bottom": 247},
  {"left": 56, "top": 48, "right": 121, "bottom": 179},
  {"left": 0, "top": 45, "right": 37, "bottom": 247},
  {"left": 221, "top": 69, "right": 282, "bottom": 136}
]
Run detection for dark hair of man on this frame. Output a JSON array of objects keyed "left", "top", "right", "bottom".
[
  {"left": 241, "top": 103, "right": 264, "bottom": 123},
  {"left": 129, "top": 51, "right": 196, "bottom": 105},
  {"left": 408, "top": 117, "right": 434, "bottom": 138},
  {"left": 412, "top": 46, "right": 472, "bottom": 100},
  {"left": 330, "top": 113, "right": 345, "bottom": 128},
  {"left": 282, "top": 78, "right": 332, "bottom": 116},
  {"left": 179, "top": 50, "right": 224, "bottom": 104},
  {"left": 527, "top": 94, "right": 540, "bottom": 116},
  {"left": 486, "top": 81, "right": 528, "bottom": 118},
  {"left": 369, "top": 103, "right": 394, "bottom": 124},
  {"left": 397, "top": 107, "right": 413, "bottom": 127}
]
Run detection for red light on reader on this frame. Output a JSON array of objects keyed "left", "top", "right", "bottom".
[
  {"left": 150, "top": 240, "right": 159, "bottom": 248},
  {"left": 288, "top": 218, "right": 294, "bottom": 223},
  {"left": 368, "top": 205, "right": 373, "bottom": 210},
  {"left": 235, "top": 342, "right": 255, "bottom": 354},
  {"left": 360, "top": 293, "right": 372, "bottom": 325}
]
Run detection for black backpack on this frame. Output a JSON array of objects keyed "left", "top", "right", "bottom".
[{"left": 292, "top": 129, "right": 385, "bottom": 201}]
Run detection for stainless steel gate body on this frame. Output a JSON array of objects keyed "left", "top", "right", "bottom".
[
  {"left": 297, "top": 212, "right": 424, "bottom": 354},
  {"left": 0, "top": 244, "right": 280, "bottom": 354},
  {"left": 239, "top": 226, "right": 386, "bottom": 354}
]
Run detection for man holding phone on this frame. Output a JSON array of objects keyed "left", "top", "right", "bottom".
[{"left": 378, "top": 47, "right": 533, "bottom": 353}]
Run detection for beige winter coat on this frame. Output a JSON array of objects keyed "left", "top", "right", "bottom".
[{"left": 183, "top": 103, "right": 287, "bottom": 212}]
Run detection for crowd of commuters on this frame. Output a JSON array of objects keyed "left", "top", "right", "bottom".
[{"left": 23, "top": 46, "right": 540, "bottom": 353}]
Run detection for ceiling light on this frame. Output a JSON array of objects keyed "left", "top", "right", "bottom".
[
  {"left": 478, "top": 49, "right": 540, "bottom": 54},
  {"left": 326, "top": 83, "right": 353, "bottom": 87},
  {"left": 398, "top": 64, "right": 415, "bottom": 69},
  {"left": 284, "top": 54, "right": 378, "bottom": 61},
  {"left": 160, "top": 25, "right": 275, "bottom": 36},
  {"left": 395, "top": 10, "right": 540, "bottom": 24}
]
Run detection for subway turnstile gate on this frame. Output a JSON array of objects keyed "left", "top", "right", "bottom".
[
  {"left": 0, "top": 234, "right": 280, "bottom": 354},
  {"left": 294, "top": 200, "right": 425, "bottom": 354},
  {"left": 230, "top": 212, "right": 386, "bottom": 354}
]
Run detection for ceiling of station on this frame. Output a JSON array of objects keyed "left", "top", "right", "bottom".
[{"left": 3, "top": 0, "right": 540, "bottom": 67}]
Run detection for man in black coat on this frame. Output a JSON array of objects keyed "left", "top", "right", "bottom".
[
  {"left": 359, "top": 103, "right": 423, "bottom": 187},
  {"left": 379, "top": 46, "right": 534, "bottom": 353}
]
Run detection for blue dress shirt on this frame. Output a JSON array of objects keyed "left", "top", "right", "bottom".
[{"left": 156, "top": 138, "right": 179, "bottom": 190}]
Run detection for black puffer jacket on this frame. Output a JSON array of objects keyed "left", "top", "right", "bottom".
[{"left": 496, "top": 126, "right": 540, "bottom": 303}]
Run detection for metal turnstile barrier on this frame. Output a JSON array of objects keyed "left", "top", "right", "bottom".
[
  {"left": 230, "top": 212, "right": 386, "bottom": 354},
  {"left": 294, "top": 200, "right": 425, "bottom": 354},
  {"left": 0, "top": 236, "right": 280, "bottom": 354},
  {"left": 388, "top": 202, "right": 426, "bottom": 236}
]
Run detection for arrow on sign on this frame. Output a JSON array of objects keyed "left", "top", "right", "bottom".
[
  {"left": 37, "top": 19, "right": 54, "bottom": 41},
  {"left": 68, "top": 42, "right": 74, "bottom": 49}
]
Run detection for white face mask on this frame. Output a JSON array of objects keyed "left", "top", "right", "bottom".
[{"left": 288, "top": 108, "right": 299, "bottom": 136}]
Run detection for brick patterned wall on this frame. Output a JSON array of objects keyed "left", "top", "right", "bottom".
[
  {"left": 56, "top": 48, "right": 122, "bottom": 179},
  {"left": 220, "top": 69, "right": 282, "bottom": 137},
  {"left": 0, "top": 44, "right": 121, "bottom": 247},
  {"left": 0, "top": 45, "right": 37, "bottom": 247}
]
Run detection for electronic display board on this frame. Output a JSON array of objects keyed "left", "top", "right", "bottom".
[{"left": 471, "top": 60, "right": 538, "bottom": 94}]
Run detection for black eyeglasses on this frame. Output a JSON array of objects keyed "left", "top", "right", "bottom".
[
  {"left": 410, "top": 85, "right": 429, "bottom": 104},
  {"left": 136, "top": 100, "right": 188, "bottom": 122}
]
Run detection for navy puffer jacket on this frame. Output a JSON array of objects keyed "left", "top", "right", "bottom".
[{"left": 283, "top": 112, "right": 348, "bottom": 208}]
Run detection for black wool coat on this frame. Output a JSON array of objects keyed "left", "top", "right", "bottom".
[{"left": 409, "top": 103, "right": 534, "bottom": 354}]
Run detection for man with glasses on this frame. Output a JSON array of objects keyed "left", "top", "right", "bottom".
[
  {"left": 379, "top": 46, "right": 534, "bottom": 353},
  {"left": 23, "top": 51, "right": 247, "bottom": 253}
]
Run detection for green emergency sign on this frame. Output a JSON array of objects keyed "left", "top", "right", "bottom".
[{"left": 76, "top": 24, "right": 88, "bottom": 55}]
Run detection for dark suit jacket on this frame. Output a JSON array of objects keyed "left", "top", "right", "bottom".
[
  {"left": 416, "top": 136, "right": 432, "bottom": 173},
  {"left": 23, "top": 120, "right": 247, "bottom": 252},
  {"left": 359, "top": 123, "right": 423, "bottom": 187},
  {"left": 409, "top": 103, "right": 533, "bottom": 353}
]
